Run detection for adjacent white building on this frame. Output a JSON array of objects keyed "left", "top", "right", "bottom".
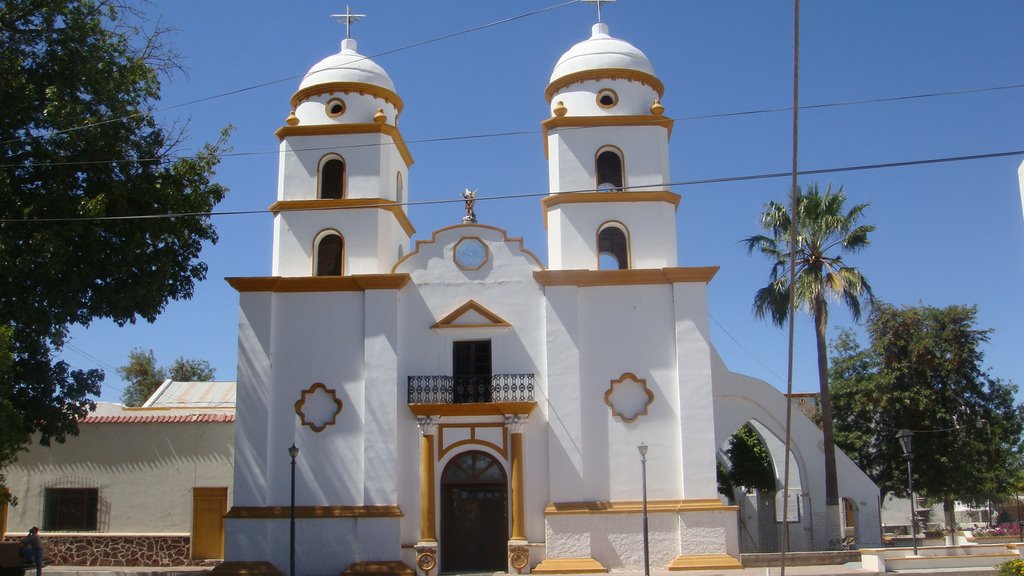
[
  {"left": 218, "top": 19, "right": 880, "bottom": 576},
  {"left": 3, "top": 381, "right": 235, "bottom": 566}
]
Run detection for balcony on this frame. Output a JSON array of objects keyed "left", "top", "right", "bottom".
[{"left": 407, "top": 374, "right": 536, "bottom": 417}]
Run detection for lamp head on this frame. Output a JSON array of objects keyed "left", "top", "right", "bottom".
[
  {"left": 638, "top": 442, "right": 648, "bottom": 458},
  {"left": 896, "top": 429, "right": 913, "bottom": 456},
  {"left": 289, "top": 443, "right": 299, "bottom": 459}
]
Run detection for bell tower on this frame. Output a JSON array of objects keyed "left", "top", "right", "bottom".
[
  {"left": 270, "top": 26, "right": 414, "bottom": 277},
  {"left": 543, "top": 23, "right": 679, "bottom": 271}
]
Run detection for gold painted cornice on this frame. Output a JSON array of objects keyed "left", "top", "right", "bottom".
[
  {"left": 541, "top": 191, "right": 679, "bottom": 228},
  {"left": 226, "top": 505, "right": 402, "bottom": 519},
  {"left": 290, "top": 82, "right": 404, "bottom": 113},
  {"left": 408, "top": 402, "right": 537, "bottom": 417},
  {"left": 226, "top": 274, "right": 412, "bottom": 293},
  {"left": 269, "top": 198, "right": 415, "bottom": 237},
  {"left": 545, "top": 499, "right": 737, "bottom": 515},
  {"left": 534, "top": 267, "right": 718, "bottom": 287},
  {"left": 541, "top": 115, "right": 674, "bottom": 158},
  {"left": 274, "top": 123, "right": 413, "bottom": 168},
  {"left": 545, "top": 68, "right": 664, "bottom": 102}
]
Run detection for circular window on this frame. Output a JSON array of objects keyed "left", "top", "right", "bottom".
[
  {"left": 596, "top": 89, "right": 618, "bottom": 109},
  {"left": 325, "top": 98, "right": 346, "bottom": 118},
  {"left": 454, "top": 237, "right": 488, "bottom": 271}
]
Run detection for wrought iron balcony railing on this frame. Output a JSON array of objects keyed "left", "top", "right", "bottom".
[{"left": 407, "top": 374, "right": 535, "bottom": 404}]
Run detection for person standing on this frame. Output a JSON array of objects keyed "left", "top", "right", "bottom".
[{"left": 20, "top": 526, "right": 43, "bottom": 576}]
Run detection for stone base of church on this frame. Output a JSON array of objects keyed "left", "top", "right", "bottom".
[{"left": 543, "top": 500, "right": 739, "bottom": 571}]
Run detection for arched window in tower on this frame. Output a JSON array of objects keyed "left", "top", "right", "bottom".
[
  {"left": 319, "top": 156, "right": 345, "bottom": 199},
  {"left": 597, "top": 223, "right": 629, "bottom": 270},
  {"left": 595, "top": 147, "right": 624, "bottom": 192},
  {"left": 314, "top": 232, "right": 343, "bottom": 276},
  {"left": 396, "top": 171, "right": 404, "bottom": 206}
]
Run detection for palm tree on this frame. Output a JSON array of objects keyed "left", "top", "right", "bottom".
[{"left": 743, "top": 183, "right": 875, "bottom": 510}]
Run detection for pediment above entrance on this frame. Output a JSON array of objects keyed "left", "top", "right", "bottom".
[{"left": 432, "top": 300, "right": 510, "bottom": 329}]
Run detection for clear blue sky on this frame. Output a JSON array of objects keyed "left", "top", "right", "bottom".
[{"left": 63, "top": 0, "right": 1024, "bottom": 405}]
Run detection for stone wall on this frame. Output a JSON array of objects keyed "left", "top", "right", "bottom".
[{"left": 3, "top": 535, "right": 210, "bottom": 566}]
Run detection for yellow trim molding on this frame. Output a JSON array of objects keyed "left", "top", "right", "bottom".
[
  {"left": 545, "top": 68, "right": 664, "bottom": 101},
  {"left": 294, "top": 382, "right": 343, "bottom": 433},
  {"left": 275, "top": 123, "right": 413, "bottom": 168},
  {"left": 668, "top": 554, "right": 743, "bottom": 571},
  {"left": 269, "top": 198, "right": 415, "bottom": 238},
  {"left": 604, "top": 372, "right": 654, "bottom": 424},
  {"left": 438, "top": 422, "right": 507, "bottom": 460},
  {"left": 291, "top": 82, "right": 404, "bottom": 114},
  {"left": 534, "top": 267, "right": 719, "bottom": 288},
  {"left": 408, "top": 402, "right": 537, "bottom": 418},
  {"left": 542, "top": 191, "right": 680, "bottom": 228},
  {"left": 226, "top": 274, "right": 412, "bottom": 293},
  {"left": 226, "top": 505, "right": 402, "bottom": 519},
  {"left": 341, "top": 561, "right": 415, "bottom": 576},
  {"left": 209, "top": 561, "right": 282, "bottom": 576},
  {"left": 542, "top": 115, "right": 674, "bottom": 158},
  {"left": 533, "top": 558, "right": 608, "bottom": 574},
  {"left": 393, "top": 223, "right": 544, "bottom": 273},
  {"left": 545, "top": 499, "right": 737, "bottom": 515},
  {"left": 432, "top": 299, "right": 511, "bottom": 329}
]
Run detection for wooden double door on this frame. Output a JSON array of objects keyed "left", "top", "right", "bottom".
[{"left": 440, "top": 451, "right": 508, "bottom": 572}]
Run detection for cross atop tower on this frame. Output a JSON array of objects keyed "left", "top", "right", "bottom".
[
  {"left": 581, "top": 0, "right": 616, "bottom": 23},
  {"left": 330, "top": 5, "right": 365, "bottom": 39}
]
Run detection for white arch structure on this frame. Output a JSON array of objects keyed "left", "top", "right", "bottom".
[{"left": 712, "top": 349, "right": 882, "bottom": 550}]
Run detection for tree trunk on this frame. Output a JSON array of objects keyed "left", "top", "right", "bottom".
[
  {"left": 813, "top": 295, "right": 839, "bottom": 507},
  {"left": 944, "top": 499, "right": 956, "bottom": 546}
]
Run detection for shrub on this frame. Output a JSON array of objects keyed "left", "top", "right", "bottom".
[{"left": 996, "top": 559, "right": 1024, "bottom": 576}]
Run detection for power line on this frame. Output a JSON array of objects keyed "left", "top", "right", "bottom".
[
  {"left": 1, "top": 0, "right": 579, "bottom": 147},
  {"left": 4, "top": 82, "right": 1022, "bottom": 170},
  {"left": 2, "top": 148, "right": 1021, "bottom": 224}
]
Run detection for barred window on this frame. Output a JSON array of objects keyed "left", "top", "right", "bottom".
[{"left": 44, "top": 488, "right": 98, "bottom": 531}]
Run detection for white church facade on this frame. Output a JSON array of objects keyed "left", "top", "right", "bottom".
[{"left": 218, "top": 16, "right": 880, "bottom": 576}]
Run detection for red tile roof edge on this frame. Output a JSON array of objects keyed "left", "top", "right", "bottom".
[{"left": 81, "top": 413, "right": 235, "bottom": 424}]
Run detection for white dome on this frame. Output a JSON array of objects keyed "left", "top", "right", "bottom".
[
  {"left": 549, "top": 23, "right": 656, "bottom": 85},
  {"left": 298, "top": 38, "right": 395, "bottom": 93}
]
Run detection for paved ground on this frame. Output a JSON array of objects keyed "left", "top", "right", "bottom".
[{"left": 33, "top": 564, "right": 1000, "bottom": 576}]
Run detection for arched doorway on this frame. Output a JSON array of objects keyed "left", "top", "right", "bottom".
[{"left": 441, "top": 451, "right": 508, "bottom": 572}]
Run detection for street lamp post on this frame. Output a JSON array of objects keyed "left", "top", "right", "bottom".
[
  {"left": 896, "top": 430, "right": 918, "bottom": 555},
  {"left": 638, "top": 443, "right": 650, "bottom": 576},
  {"left": 289, "top": 443, "right": 299, "bottom": 576}
]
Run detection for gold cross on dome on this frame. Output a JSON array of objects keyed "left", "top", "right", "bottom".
[
  {"left": 582, "top": 0, "right": 616, "bottom": 23},
  {"left": 330, "top": 5, "right": 365, "bottom": 39}
]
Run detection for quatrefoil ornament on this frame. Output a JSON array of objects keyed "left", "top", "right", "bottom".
[{"left": 294, "top": 382, "right": 343, "bottom": 433}]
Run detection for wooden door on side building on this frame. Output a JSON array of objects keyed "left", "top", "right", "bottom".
[{"left": 192, "top": 487, "right": 228, "bottom": 559}]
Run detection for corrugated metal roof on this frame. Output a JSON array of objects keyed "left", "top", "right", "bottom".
[{"left": 143, "top": 380, "right": 236, "bottom": 408}]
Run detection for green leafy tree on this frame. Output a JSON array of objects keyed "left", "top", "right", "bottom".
[
  {"left": 167, "top": 357, "right": 215, "bottom": 382},
  {"left": 830, "top": 303, "right": 1024, "bottom": 534},
  {"left": 0, "top": 0, "right": 229, "bottom": 473},
  {"left": 118, "top": 350, "right": 215, "bottom": 406},
  {"left": 117, "top": 348, "right": 165, "bottom": 406},
  {"left": 743, "top": 183, "right": 874, "bottom": 510},
  {"left": 726, "top": 423, "right": 776, "bottom": 493}
]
